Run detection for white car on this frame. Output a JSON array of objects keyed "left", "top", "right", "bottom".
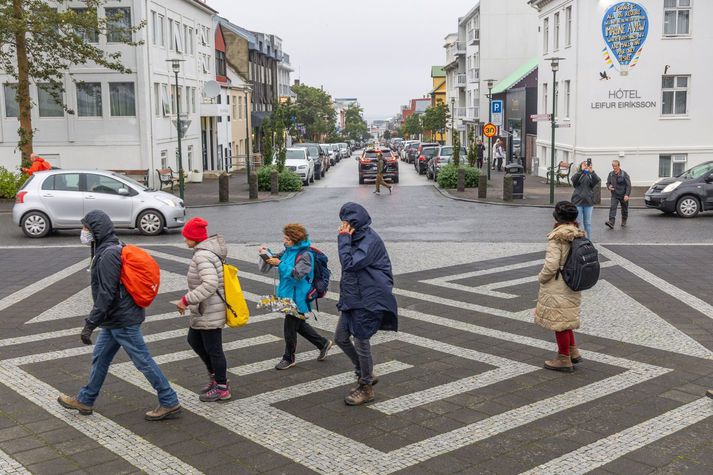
[{"left": 284, "top": 148, "right": 315, "bottom": 186}]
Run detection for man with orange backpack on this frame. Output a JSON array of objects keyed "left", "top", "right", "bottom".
[{"left": 57, "top": 210, "right": 181, "bottom": 421}]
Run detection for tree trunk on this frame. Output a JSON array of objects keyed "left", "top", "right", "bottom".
[{"left": 13, "top": 0, "right": 33, "bottom": 168}]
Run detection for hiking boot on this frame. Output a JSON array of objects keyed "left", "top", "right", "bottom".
[
  {"left": 544, "top": 354, "right": 574, "bottom": 373},
  {"left": 605, "top": 221, "right": 614, "bottom": 229},
  {"left": 317, "top": 340, "right": 333, "bottom": 361},
  {"left": 275, "top": 359, "right": 296, "bottom": 370},
  {"left": 345, "top": 384, "right": 374, "bottom": 406},
  {"left": 57, "top": 394, "right": 93, "bottom": 415},
  {"left": 621, "top": 219, "right": 627, "bottom": 227},
  {"left": 200, "top": 374, "right": 216, "bottom": 395},
  {"left": 570, "top": 346, "right": 582, "bottom": 364},
  {"left": 144, "top": 404, "right": 182, "bottom": 421},
  {"left": 199, "top": 383, "right": 231, "bottom": 402}
]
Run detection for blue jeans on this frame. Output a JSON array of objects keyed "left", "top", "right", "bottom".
[
  {"left": 576, "top": 205, "right": 593, "bottom": 240},
  {"left": 334, "top": 313, "right": 374, "bottom": 385},
  {"left": 77, "top": 325, "right": 178, "bottom": 408}
]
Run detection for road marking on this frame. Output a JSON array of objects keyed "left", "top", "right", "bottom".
[{"left": 0, "top": 448, "right": 29, "bottom": 475}]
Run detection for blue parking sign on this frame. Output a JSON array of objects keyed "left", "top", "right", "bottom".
[{"left": 491, "top": 100, "right": 503, "bottom": 114}]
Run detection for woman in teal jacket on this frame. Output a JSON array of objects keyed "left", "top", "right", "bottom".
[{"left": 259, "top": 223, "right": 332, "bottom": 370}]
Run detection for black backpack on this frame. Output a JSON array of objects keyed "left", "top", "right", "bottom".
[
  {"left": 297, "top": 247, "right": 331, "bottom": 311},
  {"left": 557, "top": 237, "right": 600, "bottom": 291}
]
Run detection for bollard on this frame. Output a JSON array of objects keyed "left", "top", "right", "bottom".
[
  {"left": 270, "top": 170, "right": 279, "bottom": 195},
  {"left": 503, "top": 175, "right": 513, "bottom": 202},
  {"left": 594, "top": 184, "right": 602, "bottom": 205},
  {"left": 457, "top": 168, "right": 465, "bottom": 192},
  {"left": 248, "top": 171, "right": 258, "bottom": 200},
  {"left": 218, "top": 173, "right": 230, "bottom": 203},
  {"left": 478, "top": 174, "right": 487, "bottom": 199}
]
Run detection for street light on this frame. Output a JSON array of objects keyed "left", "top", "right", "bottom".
[
  {"left": 484, "top": 78, "right": 496, "bottom": 180},
  {"left": 243, "top": 82, "right": 253, "bottom": 182},
  {"left": 167, "top": 58, "right": 186, "bottom": 200},
  {"left": 546, "top": 57, "right": 564, "bottom": 205}
]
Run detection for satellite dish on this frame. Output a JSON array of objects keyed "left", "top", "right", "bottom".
[{"left": 203, "top": 80, "right": 220, "bottom": 98}]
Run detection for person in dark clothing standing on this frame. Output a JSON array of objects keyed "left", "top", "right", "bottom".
[
  {"left": 476, "top": 139, "right": 485, "bottom": 169},
  {"left": 335, "top": 203, "right": 398, "bottom": 406},
  {"left": 571, "top": 160, "right": 601, "bottom": 240},
  {"left": 605, "top": 160, "right": 631, "bottom": 228},
  {"left": 374, "top": 151, "right": 392, "bottom": 195},
  {"left": 58, "top": 210, "right": 181, "bottom": 421}
]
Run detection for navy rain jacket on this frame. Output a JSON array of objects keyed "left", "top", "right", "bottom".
[
  {"left": 337, "top": 202, "right": 398, "bottom": 338},
  {"left": 83, "top": 210, "right": 145, "bottom": 329}
]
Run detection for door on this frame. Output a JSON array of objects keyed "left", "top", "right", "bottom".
[
  {"left": 39, "top": 173, "right": 84, "bottom": 226},
  {"left": 83, "top": 174, "right": 134, "bottom": 226},
  {"left": 704, "top": 173, "right": 713, "bottom": 210}
]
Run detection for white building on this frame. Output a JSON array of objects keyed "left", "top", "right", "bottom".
[
  {"left": 334, "top": 98, "right": 359, "bottom": 131},
  {"left": 529, "top": 0, "right": 713, "bottom": 185},
  {"left": 277, "top": 53, "right": 295, "bottom": 103},
  {"left": 0, "top": 0, "right": 217, "bottom": 185}
]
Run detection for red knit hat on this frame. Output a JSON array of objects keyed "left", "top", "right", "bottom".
[{"left": 182, "top": 217, "right": 208, "bottom": 242}]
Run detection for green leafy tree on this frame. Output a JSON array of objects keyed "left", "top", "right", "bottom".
[
  {"left": 382, "top": 129, "right": 392, "bottom": 140},
  {"left": 291, "top": 83, "right": 336, "bottom": 142},
  {"left": 421, "top": 104, "right": 449, "bottom": 142},
  {"left": 466, "top": 126, "right": 477, "bottom": 167},
  {"left": 343, "top": 104, "right": 368, "bottom": 142},
  {"left": 403, "top": 114, "right": 422, "bottom": 139},
  {"left": 0, "top": 1, "right": 144, "bottom": 167}
]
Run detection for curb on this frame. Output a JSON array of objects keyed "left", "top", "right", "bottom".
[
  {"left": 432, "top": 184, "right": 647, "bottom": 210},
  {"left": 185, "top": 191, "right": 299, "bottom": 209}
]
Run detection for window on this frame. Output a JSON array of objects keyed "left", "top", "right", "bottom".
[
  {"left": 170, "top": 85, "right": 176, "bottom": 114},
  {"left": 232, "top": 96, "right": 237, "bottom": 118},
  {"left": 565, "top": 6, "right": 572, "bottom": 47},
  {"left": 160, "top": 149, "right": 168, "bottom": 169},
  {"left": 86, "top": 174, "right": 127, "bottom": 194},
  {"left": 661, "top": 75, "right": 689, "bottom": 115},
  {"left": 542, "top": 83, "right": 548, "bottom": 114},
  {"left": 38, "top": 84, "right": 63, "bottom": 117},
  {"left": 199, "top": 25, "right": 207, "bottom": 46},
  {"left": 238, "top": 95, "right": 242, "bottom": 118},
  {"left": 44, "top": 173, "right": 80, "bottom": 191},
  {"left": 187, "top": 145, "right": 194, "bottom": 171},
  {"left": 105, "top": 7, "right": 131, "bottom": 43},
  {"left": 153, "top": 83, "right": 160, "bottom": 116},
  {"left": 109, "top": 82, "right": 135, "bottom": 116},
  {"left": 151, "top": 11, "right": 157, "bottom": 45},
  {"left": 168, "top": 19, "right": 174, "bottom": 50},
  {"left": 184, "top": 26, "right": 193, "bottom": 54},
  {"left": 664, "top": 0, "right": 691, "bottom": 36},
  {"left": 173, "top": 21, "right": 183, "bottom": 52},
  {"left": 158, "top": 15, "right": 165, "bottom": 46},
  {"left": 543, "top": 17, "right": 549, "bottom": 53},
  {"left": 564, "top": 80, "right": 571, "bottom": 117},
  {"left": 554, "top": 12, "right": 560, "bottom": 50},
  {"left": 3, "top": 83, "right": 18, "bottom": 118},
  {"left": 161, "top": 84, "right": 170, "bottom": 116},
  {"left": 659, "top": 154, "right": 688, "bottom": 177},
  {"left": 72, "top": 8, "right": 98, "bottom": 43},
  {"left": 191, "top": 87, "right": 196, "bottom": 113},
  {"left": 76, "top": 82, "right": 102, "bottom": 117},
  {"left": 216, "top": 50, "right": 226, "bottom": 76}
]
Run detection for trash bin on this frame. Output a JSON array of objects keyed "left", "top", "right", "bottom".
[{"left": 505, "top": 163, "right": 525, "bottom": 199}]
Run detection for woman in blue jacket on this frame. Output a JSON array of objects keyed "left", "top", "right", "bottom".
[
  {"left": 335, "top": 202, "right": 398, "bottom": 406},
  {"left": 259, "top": 223, "right": 332, "bottom": 370}
]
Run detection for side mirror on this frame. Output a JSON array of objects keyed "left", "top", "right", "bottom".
[{"left": 118, "top": 188, "right": 130, "bottom": 196}]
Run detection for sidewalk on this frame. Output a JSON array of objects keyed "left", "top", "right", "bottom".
[{"left": 440, "top": 169, "right": 649, "bottom": 209}]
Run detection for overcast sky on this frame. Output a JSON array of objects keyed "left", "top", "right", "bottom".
[{"left": 210, "top": 0, "right": 477, "bottom": 122}]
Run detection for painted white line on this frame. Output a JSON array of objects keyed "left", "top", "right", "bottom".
[
  {"left": 0, "top": 447, "right": 29, "bottom": 475},
  {"left": 422, "top": 259, "right": 544, "bottom": 283},
  {"left": 521, "top": 397, "right": 713, "bottom": 475},
  {"left": 150, "top": 334, "right": 281, "bottom": 365}
]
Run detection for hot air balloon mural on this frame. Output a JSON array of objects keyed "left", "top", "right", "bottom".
[{"left": 601, "top": 2, "right": 649, "bottom": 76}]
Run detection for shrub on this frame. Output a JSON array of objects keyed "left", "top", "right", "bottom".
[
  {"left": 436, "top": 164, "right": 480, "bottom": 189},
  {"left": 0, "top": 167, "right": 27, "bottom": 199},
  {"left": 257, "top": 166, "right": 303, "bottom": 193}
]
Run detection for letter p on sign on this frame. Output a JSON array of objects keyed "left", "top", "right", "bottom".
[{"left": 483, "top": 123, "right": 497, "bottom": 138}]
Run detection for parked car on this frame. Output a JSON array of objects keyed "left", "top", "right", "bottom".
[
  {"left": 645, "top": 161, "right": 713, "bottom": 218},
  {"left": 338, "top": 143, "right": 350, "bottom": 159},
  {"left": 293, "top": 143, "right": 327, "bottom": 179},
  {"left": 285, "top": 148, "right": 315, "bottom": 186},
  {"left": 414, "top": 143, "right": 439, "bottom": 175},
  {"left": 12, "top": 169, "right": 186, "bottom": 238},
  {"left": 358, "top": 148, "right": 399, "bottom": 185},
  {"left": 331, "top": 144, "right": 342, "bottom": 162},
  {"left": 427, "top": 145, "right": 468, "bottom": 180},
  {"left": 402, "top": 141, "right": 420, "bottom": 162},
  {"left": 319, "top": 144, "right": 334, "bottom": 169}
]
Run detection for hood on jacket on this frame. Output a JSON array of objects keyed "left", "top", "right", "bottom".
[
  {"left": 340, "top": 202, "right": 372, "bottom": 229},
  {"left": 547, "top": 223, "right": 585, "bottom": 243},
  {"left": 195, "top": 234, "right": 228, "bottom": 260},
  {"left": 82, "top": 210, "right": 117, "bottom": 245}
]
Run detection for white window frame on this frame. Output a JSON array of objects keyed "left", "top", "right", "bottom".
[
  {"left": 553, "top": 12, "right": 560, "bottom": 50},
  {"left": 168, "top": 19, "right": 174, "bottom": 51},
  {"left": 161, "top": 84, "right": 170, "bottom": 116},
  {"left": 564, "top": 80, "right": 571, "bottom": 118},
  {"left": 151, "top": 11, "right": 157, "bottom": 45},
  {"left": 543, "top": 17, "right": 549, "bottom": 54},
  {"left": 158, "top": 14, "right": 165, "bottom": 47},
  {"left": 173, "top": 21, "right": 183, "bottom": 53},
  {"left": 663, "top": 0, "right": 691, "bottom": 37},
  {"left": 661, "top": 75, "right": 690, "bottom": 116},
  {"left": 658, "top": 154, "right": 687, "bottom": 177},
  {"left": 542, "top": 83, "right": 548, "bottom": 114},
  {"left": 160, "top": 149, "right": 168, "bottom": 169},
  {"left": 565, "top": 6, "right": 572, "bottom": 47}
]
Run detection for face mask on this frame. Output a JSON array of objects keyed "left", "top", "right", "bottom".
[{"left": 80, "top": 229, "right": 94, "bottom": 245}]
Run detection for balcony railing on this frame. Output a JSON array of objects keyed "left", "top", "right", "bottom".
[
  {"left": 467, "top": 107, "right": 479, "bottom": 119},
  {"left": 456, "top": 74, "right": 467, "bottom": 87},
  {"left": 467, "top": 29, "right": 480, "bottom": 44},
  {"left": 447, "top": 41, "right": 466, "bottom": 60},
  {"left": 468, "top": 68, "right": 480, "bottom": 83},
  {"left": 453, "top": 107, "right": 466, "bottom": 118}
]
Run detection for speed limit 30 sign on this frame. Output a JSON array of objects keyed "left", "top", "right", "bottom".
[{"left": 483, "top": 123, "right": 497, "bottom": 138}]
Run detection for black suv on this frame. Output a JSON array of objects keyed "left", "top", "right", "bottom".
[{"left": 645, "top": 161, "right": 713, "bottom": 218}]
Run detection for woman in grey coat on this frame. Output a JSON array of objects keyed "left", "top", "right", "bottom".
[
  {"left": 176, "top": 217, "right": 230, "bottom": 402},
  {"left": 571, "top": 160, "right": 601, "bottom": 239}
]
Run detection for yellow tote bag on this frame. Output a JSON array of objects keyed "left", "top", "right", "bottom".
[{"left": 222, "top": 263, "right": 249, "bottom": 327}]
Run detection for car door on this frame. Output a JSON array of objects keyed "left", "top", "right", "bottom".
[
  {"left": 39, "top": 173, "right": 84, "bottom": 226},
  {"left": 704, "top": 172, "right": 713, "bottom": 210},
  {"left": 83, "top": 174, "right": 134, "bottom": 226}
]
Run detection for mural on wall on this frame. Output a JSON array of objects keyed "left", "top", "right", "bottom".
[{"left": 601, "top": 2, "right": 649, "bottom": 76}]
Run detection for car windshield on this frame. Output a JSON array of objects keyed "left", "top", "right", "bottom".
[
  {"left": 112, "top": 173, "right": 148, "bottom": 191},
  {"left": 364, "top": 150, "right": 391, "bottom": 158},
  {"left": 286, "top": 150, "right": 305, "bottom": 160},
  {"left": 423, "top": 148, "right": 438, "bottom": 157},
  {"left": 679, "top": 162, "right": 713, "bottom": 179}
]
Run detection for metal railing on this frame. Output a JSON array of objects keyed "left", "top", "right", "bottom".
[
  {"left": 468, "top": 68, "right": 480, "bottom": 83},
  {"left": 467, "top": 107, "right": 479, "bottom": 119},
  {"left": 467, "top": 29, "right": 480, "bottom": 43},
  {"left": 456, "top": 74, "right": 467, "bottom": 87},
  {"left": 453, "top": 107, "right": 466, "bottom": 118}
]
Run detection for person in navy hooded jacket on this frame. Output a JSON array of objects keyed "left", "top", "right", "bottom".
[{"left": 335, "top": 202, "right": 398, "bottom": 406}]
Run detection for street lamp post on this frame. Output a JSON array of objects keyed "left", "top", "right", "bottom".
[
  {"left": 485, "top": 79, "right": 496, "bottom": 180},
  {"left": 450, "top": 97, "right": 455, "bottom": 146},
  {"left": 243, "top": 82, "right": 253, "bottom": 181},
  {"left": 546, "top": 58, "right": 564, "bottom": 205},
  {"left": 167, "top": 59, "right": 185, "bottom": 200}
]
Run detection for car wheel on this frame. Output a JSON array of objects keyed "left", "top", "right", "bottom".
[
  {"left": 315, "top": 168, "right": 321, "bottom": 180},
  {"left": 137, "top": 210, "right": 164, "bottom": 236},
  {"left": 321, "top": 168, "right": 326, "bottom": 178},
  {"left": 303, "top": 180, "right": 309, "bottom": 186},
  {"left": 309, "top": 172, "right": 314, "bottom": 183},
  {"left": 21, "top": 211, "right": 51, "bottom": 238},
  {"left": 676, "top": 196, "right": 700, "bottom": 218}
]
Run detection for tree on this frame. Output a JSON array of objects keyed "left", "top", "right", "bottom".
[
  {"left": 466, "top": 125, "right": 477, "bottom": 167},
  {"left": 403, "top": 114, "right": 422, "bottom": 139},
  {"left": 0, "top": 1, "right": 144, "bottom": 167},
  {"left": 291, "top": 83, "right": 336, "bottom": 142},
  {"left": 452, "top": 131, "right": 461, "bottom": 167},
  {"left": 382, "top": 130, "right": 392, "bottom": 140},
  {"left": 421, "top": 104, "right": 449, "bottom": 143},
  {"left": 343, "top": 104, "right": 368, "bottom": 142},
  {"left": 260, "top": 101, "right": 290, "bottom": 171}
]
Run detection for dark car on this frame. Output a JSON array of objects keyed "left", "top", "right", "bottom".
[
  {"left": 414, "top": 144, "right": 439, "bottom": 175},
  {"left": 358, "top": 148, "right": 399, "bottom": 184},
  {"left": 645, "top": 161, "right": 713, "bottom": 218},
  {"left": 293, "top": 143, "right": 327, "bottom": 179},
  {"left": 427, "top": 145, "right": 467, "bottom": 181}
]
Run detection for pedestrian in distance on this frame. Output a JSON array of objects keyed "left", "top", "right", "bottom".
[
  {"left": 259, "top": 223, "right": 333, "bottom": 370},
  {"left": 374, "top": 150, "right": 392, "bottom": 195},
  {"left": 177, "top": 217, "right": 231, "bottom": 402},
  {"left": 335, "top": 203, "right": 398, "bottom": 406},
  {"left": 21, "top": 153, "right": 52, "bottom": 176},
  {"left": 494, "top": 138, "right": 505, "bottom": 172},
  {"left": 58, "top": 210, "right": 181, "bottom": 421},
  {"left": 534, "top": 201, "right": 585, "bottom": 373},
  {"left": 476, "top": 139, "right": 485, "bottom": 169},
  {"left": 605, "top": 160, "right": 631, "bottom": 229},
  {"left": 571, "top": 159, "right": 601, "bottom": 240}
]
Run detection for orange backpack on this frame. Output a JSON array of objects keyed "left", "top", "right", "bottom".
[{"left": 120, "top": 245, "right": 161, "bottom": 308}]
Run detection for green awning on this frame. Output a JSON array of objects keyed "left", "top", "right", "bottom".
[
  {"left": 491, "top": 57, "right": 539, "bottom": 94},
  {"left": 431, "top": 65, "right": 446, "bottom": 78}
]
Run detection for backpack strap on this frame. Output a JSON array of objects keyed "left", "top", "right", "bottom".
[{"left": 555, "top": 241, "right": 572, "bottom": 281}]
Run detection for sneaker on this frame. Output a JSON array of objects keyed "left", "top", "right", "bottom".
[
  {"left": 373, "top": 190, "right": 380, "bottom": 194},
  {"left": 200, "top": 383, "right": 231, "bottom": 402},
  {"left": 317, "top": 340, "right": 333, "bottom": 361},
  {"left": 57, "top": 394, "right": 93, "bottom": 415},
  {"left": 144, "top": 404, "right": 182, "bottom": 421},
  {"left": 200, "top": 374, "right": 216, "bottom": 395},
  {"left": 605, "top": 221, "right": 614, "bottom": 229},
  {"left": 275, "top": 359, "right": 296, "bottom": 370}
]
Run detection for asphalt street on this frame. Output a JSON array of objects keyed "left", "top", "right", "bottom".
[{"left": 1, "top": 151, "right": 713, "bottom": 246}]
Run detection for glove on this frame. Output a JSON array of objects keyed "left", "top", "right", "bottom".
[{"left": 80, "top": 323, "right": 95, "bottom": 345}]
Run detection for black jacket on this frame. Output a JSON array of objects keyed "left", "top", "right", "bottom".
[
  {"left": 571, "top": 170, "right": 601, "bottom": 206},
  {"left": 606, "top": 170, "right": 632, "bottom": 197},
  {"left": 83, "top": 210, "right": 145, "bottom": 329}
]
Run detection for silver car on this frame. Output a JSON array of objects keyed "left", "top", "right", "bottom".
[{"left": 12, "top": 169, "right": 186, "bottom": 238}]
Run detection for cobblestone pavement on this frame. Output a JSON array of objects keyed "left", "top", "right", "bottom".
[{"left": 1, "top": 242, "right": 713, "bottom": 474}]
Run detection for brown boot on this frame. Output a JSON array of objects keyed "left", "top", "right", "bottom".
[
  {"left": 144, "top": 404, "right": 182, "bottom": 421},
  {"left": 345, "top": 384, "right": 374, "bottom": 406},
  {"left": 57, "top": 394, "right": 93, "bottom": 415},
  {"left": 621, "top": 219, "right": 627, "bottom": 227},
  {"left": 570, "top": 346, "right": 582, "bottom": 364},
  {"left": 544, "top": 354, "right": 574, "bottom": 373}
]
